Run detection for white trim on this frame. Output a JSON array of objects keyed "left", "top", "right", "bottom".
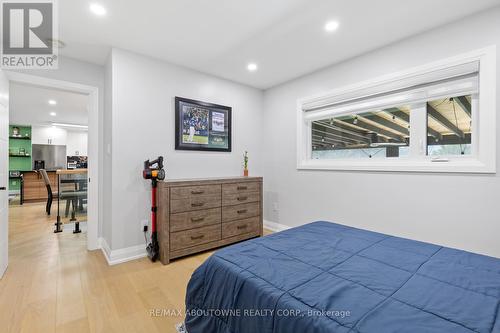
[
  {"left": 5, "top": 71, "right": 101, "bottom": 249},
  {"left": 264, "top": 220, "right": 291, "bottom": 233},
  {"left": 299, "top": 54, "right": 482, "bottom": 111},
  {"left": 297, "top": 46, "right": 496, "bottom": 173},
  {"left": 0, "top": 257, "right": 6, "bottom": 279},
  {"left": 98, "top": 237, "right": 111, "bottom": 263},
  {"left": 99, "top": 237, "right": 147, "bottom": 265},
  {"left": 99, "top": 220, "right": 289, "bottom": 266}
]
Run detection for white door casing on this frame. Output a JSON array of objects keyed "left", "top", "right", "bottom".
[
  {"left": 5, "top": 72, "right": 99, "bottom": 252},
  {"left": 0, "top": 69, "right": 9, "bottom": 279}
]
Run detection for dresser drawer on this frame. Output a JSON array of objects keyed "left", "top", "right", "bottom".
[
  {"left": 170, "top": 224, "right": 221, "bottom": 251},
  {"left": 222, "top": 202, "right": 259, "bottom": 222},
  {"left": 222, "top": 191, "right": 260, "bottom": 206},
  {"left": 170, "top": 208, "right": 221, "bottom": 232},
  {"left": 222, "top": 182, "right": 260, "bottom": 195},
  {"left": 222, "top": 217, "right": 260, "bottom": 239},
  {"left": 171, "top": 195, "right": 221, "bottom": 213},
  {"left": 170, "top": 185, "right": 221, "bottom": 200}
]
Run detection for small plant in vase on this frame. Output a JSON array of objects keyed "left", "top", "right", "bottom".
[{"left": 243, "top": 151, "right": 249, "bottom": 177}]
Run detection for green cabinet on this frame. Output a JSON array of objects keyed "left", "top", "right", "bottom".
[{"left": 9, "top": 125, "right": 32, "bottom": 191}]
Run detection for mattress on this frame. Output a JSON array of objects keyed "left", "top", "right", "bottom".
[{"left": 184, "top": 221, "right": 500, "bottom": 333}]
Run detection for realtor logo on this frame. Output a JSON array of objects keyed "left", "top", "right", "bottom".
[{"left": 1, "top": 0, "right": 58, "bottom": 69}]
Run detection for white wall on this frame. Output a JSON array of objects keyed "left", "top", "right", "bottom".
[
  {"left": 105, "top": 49, "right": 264, "bottom": 250},
  {"left": 103, "top": 54, "right": 113, "bottom": 247},
  {"left": 263, "top": 8, "right": 500, "bottom": 258}
]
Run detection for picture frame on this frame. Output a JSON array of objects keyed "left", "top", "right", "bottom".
[{"left": 175, "top": 97, "right": 232, "bottom": 152}]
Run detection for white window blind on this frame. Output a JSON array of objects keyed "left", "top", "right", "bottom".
[{"left": 303, "top": 61, "right": 479, "bottom": 122}]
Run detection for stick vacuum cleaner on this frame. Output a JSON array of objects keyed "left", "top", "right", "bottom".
[{"left": 143, "top": 156, "right": 165, "bottom": 262}]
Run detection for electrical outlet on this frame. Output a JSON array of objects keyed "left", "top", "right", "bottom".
[{"left": 141, "top": 219, "right": 149, "bottom": 231}]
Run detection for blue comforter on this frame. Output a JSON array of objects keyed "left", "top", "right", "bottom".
[{"left": 185, "top": 221, "right": 500, "bottom": 333}]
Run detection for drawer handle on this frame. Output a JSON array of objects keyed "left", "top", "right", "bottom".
[
  {"left": 237, "top": 225, "right": 248, "bottom": 230},
  {"left": 191, "top": 217, "right": 205, "bottom": 222},
  {"left": 191, "top": 203, "right": 205, "bottom": 207},
  {"left": 191, "top": 190, "right": 205, "bottom": 195},
  {"left": 191, "top": 235, "right": 204, "bottom": 240},
  {"left": 237, "top": 196, "right": 248, "bottom": 201},
  {"left": 237, "top": 186, "right": 247, "bottom": 190},
  {"left": 237, "top": 209, "right": 248, "bottom": 214}
]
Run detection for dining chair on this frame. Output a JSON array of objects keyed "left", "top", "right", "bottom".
[{"left": 39, "top": 169, "right": 56, "bottom": 216}]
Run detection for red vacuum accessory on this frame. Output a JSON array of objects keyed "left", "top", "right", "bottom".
[{"left": 143, "top": 156, "right": 165, "bottom": 262}]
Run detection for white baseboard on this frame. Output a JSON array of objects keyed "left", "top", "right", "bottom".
[
  {"left": 99, "top": 237, "right": 147, "bottom": 265},
  {"left": 264, "top": 220, "right": 291, "bottom": 233},
  {"left": 0, "top": 267, "right": 6, "bottom": 280},
  {"left": 0, "top": 262, "right": 6, "bottom": 280},
  {"left": 98, "top": 221, "right": 290, "bottom": 266}
]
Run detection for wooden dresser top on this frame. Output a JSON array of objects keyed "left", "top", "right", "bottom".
[{"left": 159, "top": 176, "right": 262, "bottom": 187}]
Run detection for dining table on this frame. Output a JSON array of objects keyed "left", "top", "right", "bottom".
[{"left": 54, "top": 168, "right": 88, "bottom": 233}]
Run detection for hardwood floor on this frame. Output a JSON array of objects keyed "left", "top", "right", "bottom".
[{"left": 1, "top": 202, "right": 267, "bottom": 332}]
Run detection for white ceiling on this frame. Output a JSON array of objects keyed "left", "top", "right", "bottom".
[
  {"left": 58, "top": 0, "right": 500, "bottom": 89},
  {"left": 9, "top": 83, "right": 88, "bottom": 127}
]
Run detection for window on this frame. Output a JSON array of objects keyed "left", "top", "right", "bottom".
[
  {"left": 426, "top": 96, "right": 472, "bottom": 156},
  {"left": 297, "top": 47, "right": 496, "bottom": 173},
  {"left": 311, "top": 107, "right": 410, "bottom": 160}
]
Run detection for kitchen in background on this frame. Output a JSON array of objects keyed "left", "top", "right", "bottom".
[
  {"left": 7, "top": 82, "right": 90, "bottom": 244},
  {"left": 8, "top": 124, "right": 88, "bottom": 204}
]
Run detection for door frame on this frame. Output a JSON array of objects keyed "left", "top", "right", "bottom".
[
  {"left": 0, "top": 70, "right": 8, "bottom": 279},
  {"left": 6, "top": 71, "right": 100, "bottom": 250}
]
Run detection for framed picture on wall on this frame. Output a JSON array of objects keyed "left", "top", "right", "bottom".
[{"left": 175, "top": 97, "right": 232, "bottom": 152}]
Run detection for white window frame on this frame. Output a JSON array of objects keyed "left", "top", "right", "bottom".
[{"left": 297, "top": 46, "right": 496, "bottom": 173}]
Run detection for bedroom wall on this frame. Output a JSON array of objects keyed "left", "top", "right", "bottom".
[
  {"left": 103, "top": 53, "right": 113, "bottom": 248},
  {"left": 262, "top": 8, "right": 500, "bottom": 258},
  {"left": 106, "top": 48, "right": 264, "bottom": 251}
]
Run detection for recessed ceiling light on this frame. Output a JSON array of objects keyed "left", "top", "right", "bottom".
[
  {"left": 49, "top": 112, "right": 57, "bottom": 116},
  {"left": 90, "top": 3, "right": 107, "bottom": 16},
  {"left": 247, "top": 63, "right": 258, "bottom": 72},
  {"left": 48, "top": 100, "right": 57, "bottom": 105},
  {"left": 324, "top": 20, "right": 340, "bottom": 32}
]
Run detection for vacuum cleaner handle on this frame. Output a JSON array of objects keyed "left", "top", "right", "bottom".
[
  {"left": 144, "top": 156, "right": 164, "bottom": 168},
  {"left": 147, "top": 156, "right": 164, "bottom": 169}
]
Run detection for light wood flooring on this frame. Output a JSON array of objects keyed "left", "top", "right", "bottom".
[{"left": 0, "top": 202, "right": 267, "bottom": 332}]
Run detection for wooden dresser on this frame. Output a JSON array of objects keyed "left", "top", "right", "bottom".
[{"left": 157, "top": 177, "right": 263, "bottom": 264}]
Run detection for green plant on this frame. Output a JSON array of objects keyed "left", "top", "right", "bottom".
[{"left": 243, "top": 151, "right": 248, "bottom": 169}]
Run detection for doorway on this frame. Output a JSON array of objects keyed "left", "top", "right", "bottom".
[{"left": 2, "top": 72, "right": 99, "bottom": 279}]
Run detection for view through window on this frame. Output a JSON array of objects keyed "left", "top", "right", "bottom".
[
  {"left": 311, "top": 107, "right": 410, "bottom": 159},
  {"left": 427, "top": 95, "right": 472, "bottom": 156}
]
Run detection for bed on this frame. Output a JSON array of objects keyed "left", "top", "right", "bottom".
[{"left": 184, "top": 221, "right": 500, "bottom": 333}]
